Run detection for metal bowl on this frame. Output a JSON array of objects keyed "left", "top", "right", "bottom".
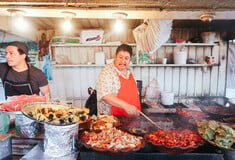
[
  {"left": 199, "top": 106, "right": 234, "bottom": 119},
  {"left": 145, "top": 130, "right": 204, "bottom": 153},
  {"left": 126, "top": 127, "right": 150, "bottom": 137},
  {"left": 197, "top": 121, "right": 235, "bottom": 151},
  {"left": 79, "top": 115, "right": 91, "bottom": 131},
  {"left": 148, "top": 143, "right": 203, "bottom": 154},
  {"left": 223, "top": 117, "right": 235, "bottom": 124},
  {"left": 21, "top": 102, "right": 80, "bottom": 126}
]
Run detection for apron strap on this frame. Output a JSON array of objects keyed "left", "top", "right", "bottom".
[
  {"left": 2, "top": 65, "right": 10, "bottom": 85},
  {"left": 26, "top": 64, "right": 31, "bottom": 84},
  {"left": 3, "top": 64, "right": 33, "bottom": 92}
]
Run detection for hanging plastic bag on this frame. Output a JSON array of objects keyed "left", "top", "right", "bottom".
[
  {"left": 145, "top": 79, "right": 161, "bottom": 102},
  {"left": 133, "top": 19, "right": 172, "bottom": 53},
  {"left": 42, "top": 55, "right": 53, "bottom": 80},
  {"left": 0, "top": 113, "right": 10, "bottom": 133}
]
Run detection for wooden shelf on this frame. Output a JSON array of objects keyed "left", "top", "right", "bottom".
[
  {"left": 131, "top": 63, "right": 219, "bottom": 67},
  {"left": 50, "top": 43, "right": 217, "bottom": 47},
  {"left": 52, "top": 64, "right": 105, "bottom": 67},
  {"left": 50, "top": 43, "right": 136, "bottom": 47},
  {"left": 163, "top": 43, "right": 217, "bottom": 46},
  {"left": 52, "top": 63, "right": 219, "bottom": 67}
]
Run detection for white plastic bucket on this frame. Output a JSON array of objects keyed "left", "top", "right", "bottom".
[
  {"left": 174, "top": 51, "right": 187, "bottom": 64},
  {"left": 161, "top": 91, "right": 174, "bottom": 105},
  {"left": 201, "top": 32, "right": 216, "bottom": 43}
]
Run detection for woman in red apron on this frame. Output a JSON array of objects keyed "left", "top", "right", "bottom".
[{"left": 100, "top": 44, "right": 141, "bottom": 116}]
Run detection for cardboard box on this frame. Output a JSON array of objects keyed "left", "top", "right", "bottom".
[{"left": 80, "top": 30, "right": 104, "bottom": 44}]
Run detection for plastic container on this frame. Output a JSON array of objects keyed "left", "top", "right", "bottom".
[
  {"left": 174, "top": 51, "right": 187, "bottom": 64},
  {"left": 201, "top": 32, "right": 216, "bottom": 43},
  {"left": 161, "top": 91, "right": 174, "bottom": 105},
  {"left": 95, "top": 46, "right": 105, "bottom": 65},
  {"left": 145, "top": 79, "right": 161, "bottom": 102},
  {"left": 95, "top": 52, "right": 105, "bottom": 65}
]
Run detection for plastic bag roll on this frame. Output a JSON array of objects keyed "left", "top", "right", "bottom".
[
  {"left": 15, "top": 114, "right": 40, "bottom": 138},
  {"left": 0, "top": 133, "right": 12, "bottom": 159},
  {"left": 43, "top": 123, "right": 78, "bottom": 157}
]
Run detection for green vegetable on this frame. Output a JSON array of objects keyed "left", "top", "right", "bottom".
[{"left": 215, "top": 134, "right": 233, "bottom": 149}]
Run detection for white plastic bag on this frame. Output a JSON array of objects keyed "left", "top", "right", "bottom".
[
  {"left": 145, "top": 79, "right": 161, "bottom": 102},
  {"left": 133, "top": 20, "right": 172, "bottom": 53}
]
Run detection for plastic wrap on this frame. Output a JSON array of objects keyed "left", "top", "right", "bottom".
[
  {"left": 0, "top": 133, "right": 12, "bottom": 159},
  {"left": 43, "top": 123, "right": 78, "bottom": 157},
  {"left": 0, "top": 112, "right": 10, "bottom": 133},
  {"left": 15, "top": 114, "right": 40, "bottom": 138},
  {"left": 21, "top": 141, "right": 78, "bottom": 160}
]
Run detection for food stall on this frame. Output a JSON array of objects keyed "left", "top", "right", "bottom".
[{"left": 0, "top": 0, "right": 235, "bottom": 160}]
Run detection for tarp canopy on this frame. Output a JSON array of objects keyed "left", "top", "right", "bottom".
[{"left": 0, "top": 29, "right": 32, "bottom": 43}]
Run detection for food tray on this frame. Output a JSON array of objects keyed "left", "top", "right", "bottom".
[
  {"left": 145, "top": 130, "right": 204, "bottom": 153},
  {"left": 21, "top": 102, "right": 81, "bottom": 126},
  {"left": 82, "top": 136, "right": 145, "bottom": 156},
  {"left": 148, "top": 143, "right": 203, "bottom": 154},
  {"left": 197, "top": 121, "right": 235, "bottom": 151},
  {"left": 199, "top": 134, "right": 235, "bottom": 152},
  {"left": 199, "top": 105, "right": 234, "bottom": 119}
]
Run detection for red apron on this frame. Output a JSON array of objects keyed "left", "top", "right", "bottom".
[{"left": 111, "top": 73, "right": 141, "bottom": 116}]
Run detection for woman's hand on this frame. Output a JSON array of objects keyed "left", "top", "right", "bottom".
[
  {"left": 125, "top": 104, "right": 140, "bottom": 116},
  {"left": 102, "top": 94, "right": 140, "bottom": 115}
]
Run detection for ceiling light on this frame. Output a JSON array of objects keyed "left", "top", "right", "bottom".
[
  {"left": 61, "top": 11, "right": 76, "bottom": 32},
  {"left": 7, "top": 9, "right": 29, "bottom": 32},
  {"left": 114, "top": 20, "right": 124, "bottom": 33},
  {"left": 200, "top": 12, "right": 215, "bottom": 22},
  {"left": 112, "top": 12, "right": 127, "bottom": 33}
]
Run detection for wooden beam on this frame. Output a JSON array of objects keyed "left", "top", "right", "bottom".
[{"left": 0, "top": 7, "right": 235, "bottom": 20}]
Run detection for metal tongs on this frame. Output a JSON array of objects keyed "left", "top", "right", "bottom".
[{"left": 139, "top": 111, "right": 163, "bottom": 130}]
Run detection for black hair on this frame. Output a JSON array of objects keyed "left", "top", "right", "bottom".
[
  {"left": 18, "top": 48, "right": 30, "bottom": 62},
  {"left": 116, "top": 44, "right": 133, "bottom": 57}
]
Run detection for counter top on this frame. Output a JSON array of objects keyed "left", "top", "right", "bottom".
[
  {"left": 79, "top": 152, "right": 223, "bottom": 160},
  {"left": 142, "top": 101, "right": 201, "bottom": 113}
]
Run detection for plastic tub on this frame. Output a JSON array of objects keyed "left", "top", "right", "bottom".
[
  {"left": 201, "top": 32, "right": 216, "bottom": 43},
  {"left": 161, "top": 92, "right": 174, "bottom": 105},
  {"left": 174, "top": 51, "right": 187, "bottom": 64}
]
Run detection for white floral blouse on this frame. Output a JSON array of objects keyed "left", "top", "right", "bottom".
[{"left": 96, "top": 62, "right": 132, "bottom": 115}]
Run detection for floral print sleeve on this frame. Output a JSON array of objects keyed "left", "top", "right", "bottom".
[{"left": 96, "top": 63, "right": 132, "bottom": 115}]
